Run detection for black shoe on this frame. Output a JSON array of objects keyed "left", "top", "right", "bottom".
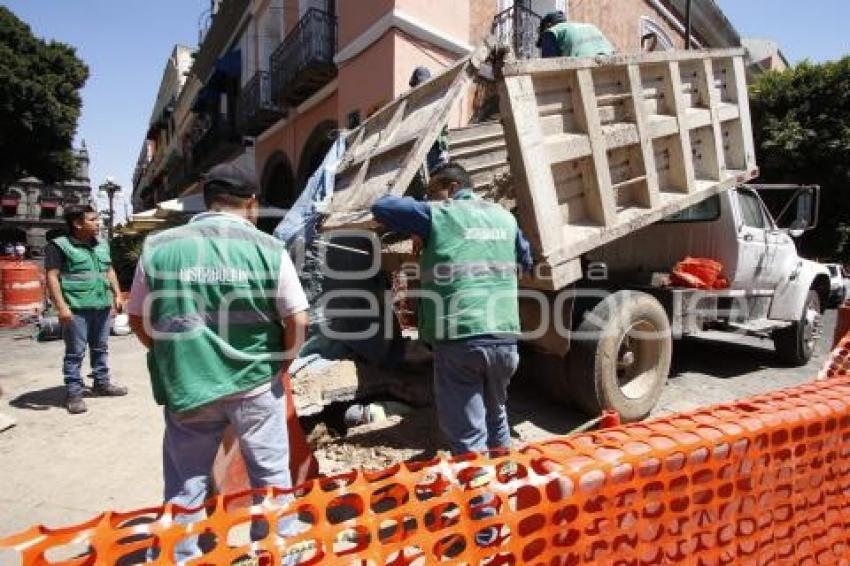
[
  {"left": 91, "top": 383, "right": 128, "bottom": 397},
  {"left": 67, "top": 396, "right": 88, "bottom": 414}
]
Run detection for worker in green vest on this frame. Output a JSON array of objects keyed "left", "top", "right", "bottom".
[
  {"left": 44, "top": 204, "right": 127, "bottom": 414},
  {"left": 371, "top": 162, "right": 533, "bottom": 456},
  {"left": 126, "top": 163, "right": 309, "bottom": 561},
  {"left": 537, "top": 10, "right": 615, "bottom": 58}
]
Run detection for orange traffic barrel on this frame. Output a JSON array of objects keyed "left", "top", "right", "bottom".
[{"left": 0, "top": 261, "right": 44, "bottom": 313}]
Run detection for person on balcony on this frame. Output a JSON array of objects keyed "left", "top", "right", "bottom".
[
  {"left": 409, "top": 66, "right": 449, "bottom": 173},
  {"left": 537, "top": 10, "right": 614, "bottom": 58}
]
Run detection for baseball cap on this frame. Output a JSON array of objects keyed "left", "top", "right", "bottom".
[
  {"left": 409, "top": 66, "right": 432, "bottom": 88},
  {"left": 202, "top": 162, "right": 258, "bottom": 202}
]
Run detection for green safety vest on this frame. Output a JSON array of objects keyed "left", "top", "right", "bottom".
[
  {"left": 419, "top": 191, "right": 521, "bottom": 343},
  {"left": 547, "top": 22, "right": 615, "bottom": 57},
  {"left": 142, "top": 214, "right": 285, "bottom": 412},
  {"left": 53, "top": 236, "right": 113, "bottom": 310}
]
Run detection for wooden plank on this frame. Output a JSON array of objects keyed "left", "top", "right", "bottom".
[
  {"left": 575, "top": 68, "right": 617, "bottom": 227},
  {"left": 544, "top": 134, "right": 592, "bottom": 165},
  {"left": 503, "top": 48, "right": 747, "bottom": 76},
  {"left": 698, "top": 58, "right": 727, "bottom": 178},
  {"left": 557, "top": 174, "right": 742, "bottom": 260},
  {"left": 665, "top": 61, "right": 697, "bottom": 194},
  {"left": 325, "top": 50, "right": 485, "bottom": 225},
  {"left": 626, "top": 63, "right": 660, "bottom": 208},
  {"left": 498, "top": 74, "right": 564, "bottom": 266},
  {"left": 731, "top": 56, "right": 758, "bottom": 172}
]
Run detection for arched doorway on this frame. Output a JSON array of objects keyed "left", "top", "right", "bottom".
[
  {"left": 296, "top": 120, "right": 338, "bottom": 191},
  {"left": 259, "top": 151, "right": 295, "bottom": 234}
]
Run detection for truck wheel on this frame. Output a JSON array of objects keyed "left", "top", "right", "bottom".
[
  {"left": 773, "top": 290, "right": 821, "bottom": 366},
  {"left": 568, "top": 291, "right": 672, "bottom": 422}
]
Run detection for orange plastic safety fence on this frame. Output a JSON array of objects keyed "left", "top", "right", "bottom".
[{"left": 6, "top": 338, "right": 850, "bottom": 565}]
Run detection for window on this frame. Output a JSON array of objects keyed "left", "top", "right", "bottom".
[
  {"left": 40, "top": 200, "right": 59, "bottom": 219},
  {"left": 662, "top": 195, "right": 720, "bottom": 223},
  {"left": 737, "top": 190, "right": 771, "bottom": 229},
  {"left": 1, "top": 193, "right": 21, "bottom": 217},
  {"left": 640, "top": 17, "right": 674, "bottom": 52}
]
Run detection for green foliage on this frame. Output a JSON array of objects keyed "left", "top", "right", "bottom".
[
  {"left": 0, "top": 7, "right": 88, "bottom": 188},
  {"left": 750, "top": 57, "right": 850, "bottom": 260}
]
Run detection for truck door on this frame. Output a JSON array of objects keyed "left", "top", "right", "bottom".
[{"left": 733, "top": 188, "right": 776, "bottom": 289}]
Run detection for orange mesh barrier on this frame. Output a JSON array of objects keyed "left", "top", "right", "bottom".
[{"left": 5, "top": 338, "right": 850, "bottom": 564}]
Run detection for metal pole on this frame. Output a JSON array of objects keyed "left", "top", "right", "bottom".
[
  {"left": 107, "top": 188, "right": 115, "bottom": 241},
  {"left": 685, "top": 0, "right": 692, "bottom": 50}
]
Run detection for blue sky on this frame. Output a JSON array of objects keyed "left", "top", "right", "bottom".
[
  {"left": 715, "top": 0, "right": 849, "bottom": 64},
  {"left": 1, "top": 1, "right": 848, "bottom": 217}
]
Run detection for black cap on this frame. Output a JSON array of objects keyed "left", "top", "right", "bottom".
[
  {"left": 409, "top": 66, "right": 431, "bottom": 88},
  {"left": 537, "top": 10, "right": 567, "bottom": 46},
  {"left": 202, "top": 162, "right": 257, "bottom": 202}
]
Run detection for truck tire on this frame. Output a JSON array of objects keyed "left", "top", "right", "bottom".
[
  {"left": 568, "top": 291, "right": 672, "bottom": 422},
  {"left": 773, "top": 290, "right": 821, "bottom": 366}
]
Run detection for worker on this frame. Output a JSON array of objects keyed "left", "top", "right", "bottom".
[
  {"left": 409, "top": 66, "right": 449, "bottom": 173},
  {"left": 44, "top": 205, "right": 127, "bottom": 414},
  {"left": 126, "top": 163, "right": 309, "bottom": 560},
  {"left": 371, "top": 162, "right": 533, "bottom": 456},
  {"left": 537, "top": 10, "right": 615, "bottom": 58}
]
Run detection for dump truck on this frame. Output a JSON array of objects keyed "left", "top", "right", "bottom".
[{"left": 320, "top": 46, "right": 830, "bottom": 421}]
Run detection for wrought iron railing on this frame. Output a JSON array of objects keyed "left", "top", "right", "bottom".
[
  {"left": 491, "top": 4, "right": 542, "bottom": 60},
  {"left": 270, "top": 8, "right": 337, "bottom": 106},
  {"left": 237, "top": 71, "right": 282, "bottom": 136}
]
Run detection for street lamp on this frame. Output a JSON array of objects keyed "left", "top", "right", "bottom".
[{"left": 98, "top": 178, "right": 121, "bottom": 241}]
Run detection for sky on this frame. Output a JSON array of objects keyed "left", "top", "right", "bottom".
[
  {"left": 715, "top": 0, "right": 850, "bottom": 64},
  {"left": 1, "top": 1, "right": 848, "bottom": 220}
]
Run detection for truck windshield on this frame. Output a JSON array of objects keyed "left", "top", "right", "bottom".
[{"left": 661, "top": 195, "right": 720, "bottom": 223}]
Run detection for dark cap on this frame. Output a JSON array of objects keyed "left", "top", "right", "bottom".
[
  {"left": 537, "top": 10, "right": 567, "bottom": 46},
  {"left": 202, "top": 162, "right": 258, "bottom": 202},
  {"left": 409, "top": 66, "right": 431, "bottom": 88}
]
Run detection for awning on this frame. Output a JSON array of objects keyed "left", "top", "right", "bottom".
[
  {"left": 208, "top": 49, "right": 242, "bottom": 91},
  {"left": 192, "top": 86, "right": 220, "bottom": 113},
  {"left": 1, "top": 197, "right": 19, "bottom": 207},
  {"left": 40, "top": 201, "right": 59, "bottom": 210}
]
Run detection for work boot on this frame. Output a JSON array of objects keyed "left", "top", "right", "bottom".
[
  {"left": 67, "top": 395, "right": 87, "bottom": 414},
  {"left": 91, "top": 383, "right": 128, "bottom": 397}
]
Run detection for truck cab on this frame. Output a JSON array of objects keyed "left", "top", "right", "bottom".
[{"left": 565, "top": 186, "right": 830, "bottom": 420}]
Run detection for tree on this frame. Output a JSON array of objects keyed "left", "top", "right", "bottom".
[
  {"left": 0, "top": 7, "right": 88, "bottom": 190},
  {"left": 749, "top": 57, "right": 850, "bottom": 260}
]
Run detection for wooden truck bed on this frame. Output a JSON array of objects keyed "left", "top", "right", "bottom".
[{"left": 322, "top": 47, "right": 758, "bottom": 291}]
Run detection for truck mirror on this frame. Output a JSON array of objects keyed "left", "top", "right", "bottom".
[{"left": 746, "top": 184, "right": 820, "bottom": 233}]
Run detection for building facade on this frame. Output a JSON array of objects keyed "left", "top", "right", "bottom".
[
  {"left": 0, "top": 145, "right": 93, "bottom": 252},
  {"left": 131, "top": 0, "right": 748, "bottom": 224},
  {"left": 131, "top": 45, "right": 195, "bottom": 211}
]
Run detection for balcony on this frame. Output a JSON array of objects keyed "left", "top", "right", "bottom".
[
  {"left": 238, "top": 71, "right": 284, "bottom": 137},
  {"left": 491, "top": 4, "right": 542, "bottom": 60},
  {"left": 270, "top": 8, "right": 337, "bottom": 108},
  {"left": 190, "top": 115, "right": 241, "bottom": 173}
]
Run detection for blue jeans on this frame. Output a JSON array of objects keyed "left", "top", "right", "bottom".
[
  {"left": 432, "top": 341, "right": 519, "bottom": 455},
  {"left": 62, "top": 308, "right": 112, "bottom": 397},
  {"left": 162, "top": 379, "right": 295, "bottom": 562}
]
